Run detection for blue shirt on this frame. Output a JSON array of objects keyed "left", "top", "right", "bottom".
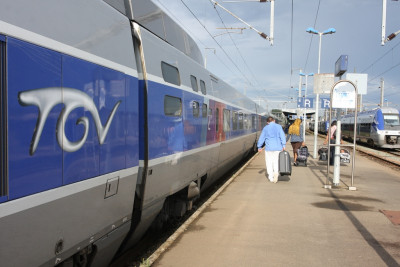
[{"left": 257, "top": 122, "right": 286, "bottom": 151}]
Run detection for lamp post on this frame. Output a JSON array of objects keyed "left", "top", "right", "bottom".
[
  {"left": 299, "top": 72, "right": 314, "bottom": 139},
  {"left": 306, "top": 27, "right": 336, "bottom": 159}
]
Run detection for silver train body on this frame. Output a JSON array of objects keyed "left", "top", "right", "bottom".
[{"left": 0, "top": 1, "right": 266, "bottom": 266}]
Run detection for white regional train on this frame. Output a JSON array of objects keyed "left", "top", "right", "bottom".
[
  {"left": 341, "top": 107, "right": 400, "bottom": 148},
  {"left": 0, "top": 1, "right": 268, "bottom": 266}
]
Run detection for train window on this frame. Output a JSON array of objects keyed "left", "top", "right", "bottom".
[
  {"left": 200, "top": 80, "right": 207, "bottom": 95},
  {"left": 161, "top": 62, "right": 181, "bottom": 86},
  {"left": 202, "top": 104, "right": 207, "bottom": 118},
  {"left": 384, "top": 114, "right": 400, "bottom": 126},
  {"left": 238, "top": 112, "right": 243, "bottom": 129},
  {"left": 216, "top": 108, "right": 219, "bottom": 132},
  {"left": 232, "top": 112, "right": 238, "bottom": 131},
  {"left": 360, "top": 123, "right": 371, "bottom": 133},
  {"left": 223, "top": 109, "right": 230, "bottom": 132},
  {"left": 0, "top": 37, "right": 6, "bottom": 197},
  {"left": 190, "top": 75, "right": 198, "bottom": 92},
  {"left": 192, "top": 101, "right": 199, "bottom": 117},
  {"left": 262, "top": 117, "right": 268, "bottom": 127},
  {"left": 252, "top": 115, "right": 256, "bottom": 130},
  {"left": 164, "top": 95, "right": 182, "bottom": 117}
]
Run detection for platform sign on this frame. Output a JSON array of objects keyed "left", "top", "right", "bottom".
[
  {"left": 345, "top": 73, "right": 368, "bottom": 95},
  {"left": 297, "top": 97, "right": 314, "bottom": 108},
  {"left": 335, "top": 55, "right": 348, "bottom": 77},
  {"left": 332, "top": 81, "right": 356, "bottom": 108},
  {"left": 320, "top": 98, "right": 330, "bottom": 108},
  {"left": 313, "top": 73, "right": 335, "bottom": 94}
]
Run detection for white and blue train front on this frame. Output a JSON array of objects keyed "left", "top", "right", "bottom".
[{"left": 342, "top": 107, "right": 400, "bottom": 148}]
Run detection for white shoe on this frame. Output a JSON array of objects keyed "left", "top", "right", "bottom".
[{"left": 273, "top": 173, "right": 279, "bottom": 183}]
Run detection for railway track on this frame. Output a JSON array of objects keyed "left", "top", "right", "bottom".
[
  {"left": 355, "top": 146, "right": 400, "bottom": 168},
  {"left": 307, "top": 130, "right": 400, "bottom": 167},
  {"left": 386, "top": 149, "right": 400, "bottom": 157}
]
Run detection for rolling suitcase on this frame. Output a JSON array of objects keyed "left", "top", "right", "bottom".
[
  {"left": 340, "top": 149, "right": 351, "bottom": 163},
  {"left": 296, "top": 146, "right": 309, "bottom": 166},
  {"left": 279, "top": 150, "right": 292, "bottom": 176},
  {"left": 318, "top": 147, "right": 328, "bottom": 161}
]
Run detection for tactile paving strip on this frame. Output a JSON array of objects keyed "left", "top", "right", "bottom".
[{"left": 380, "top": 210, "right": 400, "bottom": 225}]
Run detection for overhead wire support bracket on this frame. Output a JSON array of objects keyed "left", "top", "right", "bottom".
[
  {"left": 381, "top": 0, "right": 400, "bottom": 45},
  {"left": 209, "top": 0, "right": 274, "bottom": 45},
  {"left": 214, "top": 27, "right": 247, "bottom": 37},
  {"left": 386, "top": 29, "right": 400, "bottom": 43}
]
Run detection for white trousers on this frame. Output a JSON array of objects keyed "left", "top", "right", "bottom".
[{"left": 264, "top": 150, "right": 280, "bottom": 181}]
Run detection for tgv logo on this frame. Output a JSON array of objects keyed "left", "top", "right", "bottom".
[{"left": 19, "top": 87, "right": 121, "bottom": 155}]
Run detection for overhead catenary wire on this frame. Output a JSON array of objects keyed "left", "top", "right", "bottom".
[
  {"left": 368, "top": 61, "right": 400, "bottom": 83},
  {"left": 363, "top": 40, "right": 400, "bottom": 84},
  {"left": 179, "top": 0, "right": 254, "bottom": 86},
  {"left": 290, "top": 0, "right": 320, "bottom": 101},
  {"left": 208, "top": 0, "right": 270, "bottom": 41},
  {"left": 155, "top": 0, "right": 237, "bottom": 76},
  {"left": 361, "top": 40, "right": 400, "bottom": 73},
  {"left": 211, "top": 2, "right": 262, "bottom": 87},
  {"left": 302, "top": 0, "right": 321, "bottom": 73}
]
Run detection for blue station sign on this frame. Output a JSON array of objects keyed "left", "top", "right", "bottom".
[
  {"left": 297, "top": 97, "right": 314, "bottom": 108},
  {"left": 320, "top": 98, "right": 331, "bottom": 108}
]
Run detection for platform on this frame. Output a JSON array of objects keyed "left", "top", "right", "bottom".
[{"left": 151, "top": 134, "right": 400, "bottom": 266}]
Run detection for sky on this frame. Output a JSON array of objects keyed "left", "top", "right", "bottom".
[{"left": 155, "top": 0, "right": 400, "bottom": 111}]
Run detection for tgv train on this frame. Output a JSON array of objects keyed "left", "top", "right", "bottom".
[
  {"left": 341, "top": 107, "right": 400, "bottom": 148},
  {"left": 0, "top": 1, "right": 268, "bottom": 266}
]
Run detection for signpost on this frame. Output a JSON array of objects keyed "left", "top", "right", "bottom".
[
  {"left": 335, "top": 55, "right": 348, "bottom": 77},
  {"left": 312, "top": 73, "right": 335, "bottom": 159},
  {"left": 326, "top": 80, "right": 358, "bottom": 191},
  {"left": 345, "top": 73, "right": 368, "bottom": 111}
]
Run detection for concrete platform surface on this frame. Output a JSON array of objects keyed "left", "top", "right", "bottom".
[{"left": 153, "top": 134, "right": 400, "bottom": 267}]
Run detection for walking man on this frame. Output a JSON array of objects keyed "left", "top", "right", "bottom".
[{"left": 257, "top": 116, "right": 286, "bottom": 183}]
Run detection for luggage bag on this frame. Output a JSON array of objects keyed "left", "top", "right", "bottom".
[
  {"left": 318, "top": 147, "right": 328, "bottom": 161},
  {"left": 296, "top": 146, "right": 309, "bottom": 166},
  {"left": 279, "top": 150, "right": 292, "bottom": 176},
  {"left": 340, "top": 149, "right": 351, "bottom": 163}
]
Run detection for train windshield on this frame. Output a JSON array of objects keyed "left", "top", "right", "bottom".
[{"left": 383, "top": 114, "right": 400, "bottom": 127}]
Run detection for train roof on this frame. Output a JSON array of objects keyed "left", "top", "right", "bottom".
[
  {"left": 105, "top": 0, "right": 265, "bottom": 114},
  {"left": 378, "top": 107, "right": 400, "bottom": 114},
  {"left": 343, "top": 107, "right": 400, "bottom": 119},
  {"left": 105, "top": 0, "right": 204, "bottom": 66},
  {"left": 342, "top": 107, "right": 400, "bottom": 124}
]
